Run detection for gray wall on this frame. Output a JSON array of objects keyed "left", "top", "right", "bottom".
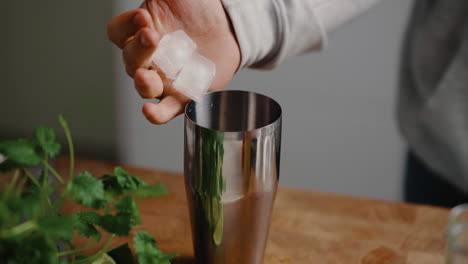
[
  {"left": 117, "top": 0, "right": 413, "bottom": 201},
  {"left": 0, "top": 1, "right": 117, "bottom": 160}
]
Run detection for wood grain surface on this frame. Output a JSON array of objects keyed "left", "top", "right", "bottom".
[{"left": 58, "top": 157, "right": 449, "bottom": 264}]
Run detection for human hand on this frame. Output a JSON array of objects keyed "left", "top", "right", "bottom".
[{"left": 107, "top": 0, "right": 240, "bottom": 124}]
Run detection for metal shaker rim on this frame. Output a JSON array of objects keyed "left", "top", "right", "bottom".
[{"left": 184, "top": 90, "right": 282, "bottom": 135}]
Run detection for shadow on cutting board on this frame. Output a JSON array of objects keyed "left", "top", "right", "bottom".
[{"left": 172, "top": 256, "right": 196, "bottom": 264}]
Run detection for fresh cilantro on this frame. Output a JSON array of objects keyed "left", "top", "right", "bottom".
[
  {"left": 0, "top": 201, "right": 10, "bottom": 225},
  {"left": 0, "top": 139, "right": 42, "bottom": 172},
  {"left": 0, "top": 233, "right": 59, "bottom": 264},
  {"left": 19, "top": 184, "right": 44, "bottom": 218},
  {"left": 67, "top": 171, "right": 107, "bottom": 209},
  {"left": 5, "top": 195, "right": 40, "bottom": 222},
  {"left": 37, "top": 215, "right": 74, "bottom": 240},
  {"left": 0, "top": 184, "right": 44, "bottom": 226},
  {"left": 133, "top": 183, "right": 169, "bottom": 198},
  {"left": 100, "top": 174, "right": 124, "bottom": 201},
  {"left": 115, "top": 196, "right": 141, "bottom": 225},
  {"left": 115, "top": 167, "right": 147, "bottom": 191},
  {"left": 134, "top": 231, "right": 178, "bottom": 264},
  {"left": 98, "top": 214, "right": 133, "bottom": 236},
  {"left": 73, "top": 212, "right": 102, "bottom": 241},
  {"left": 102, "top": 174, "right": 168, "bottom": 198},
  {"left": 36, "top": 126, "right": 61, "bottom": 158},
  {"left": 75, "top": 211, "right": 101, "bottom": 225},
  {"left": 0, "top": 116, "right": 173, "bottom": 263}
]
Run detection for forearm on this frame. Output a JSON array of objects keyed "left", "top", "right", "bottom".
[{"left": 222, "top": 0, "right": 381, "bottom": 69}]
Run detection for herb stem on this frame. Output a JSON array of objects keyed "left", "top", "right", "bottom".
[
  {"left": 3, "top": 169, "right": 20, "bottom": 199},
  {"left": 43, "top": 162, "right": 64, "bottom": 184},
  {"left": 44, "top": 154, "right": 49, "bottom": 185},
  {"left": 72, "top": 234, "right": 115, "bottom": 264},
  {"left": 15, "top": 176, "right": 28, "bottom": 197},
  {"left": 57, "top": 240, "right": 98, "bottom": 257},
  {"left": 23, "top": 168, "right": 41, "bottom": 188},
  {"left": 46, "top": 196, "right": 54, "bottom": 211},
  {"left": 23, "top": 168, "right": 54, "bottom": 215},
  {"left": 41, "top": 156, "right": 56, "bottom": 212},
  {"left": 0, "top": 220, "right": 37, "bottom": 238},
  {"left": 53, "top": 195, "right": 67, "bottom": 214},
  {"left": 59, "top": 115, "right": 75, "bottom": 181}
]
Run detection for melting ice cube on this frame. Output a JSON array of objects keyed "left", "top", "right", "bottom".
[
  {"left": 173, "top": 53, "right": 216, "bottom": 102},
  {"left": 152, "top": 30, "right": 197, "bottom": 80}
]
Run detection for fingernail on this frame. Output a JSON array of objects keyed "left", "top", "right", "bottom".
[
  {"left": 140, "top": 31, "right": 152, "bottom": 47},
  {"left": 133, "top": 13, "right": 146, "bottom": 27}
]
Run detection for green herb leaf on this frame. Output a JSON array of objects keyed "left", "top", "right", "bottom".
[
  {"left": 74, "top": 221, "right": 101, "bottom": 241},
  {"left": 0, "top": 201, "right": 10, "bottom": 225},
  {"left": 76, "top": 211, "right": 101, "bottom": 224},
  {"left": 98, "top": 213, "right": 133, "bottom": 236},
  {"left": 134, "top": 231, "right": 177, "bottom": 264},
  {"left": 58, "top": 115, "right": 68, "bottom": 128},
  {"left": 73, "top": 212, "right": 102, "bottom": 241},
  {"left": 8, "top": 189, "right": 41, "bottom": 220},
  {"left": 100, "top": 174, "right": 124, "bottom": 201},
  {"left": 0, "top": 117, "right": 178, "bottom": 264},
  {"left": 37, "top": 215, "right": 74, "bottom": 240},
  {"left": 36, "top": 126, "right": 61, "bottom": 158},
  {"left": 0, "top": 233, "right": 59, "bottom": 264},
  {"left": 1, "top": 185, "right": 43, "bottom": 223},
  {"left": 102, "top": 173, "right": 168, "bottom": 198},
  {"left": 133, "top": 183, "right": 169, "bottom": 198},
  {"left": 68, "top": 172, "right": 107, "bottom": 209},
  {"left": 101, "top": 174, "right": 121, "bottom": 191},
  {"left": 114, "top": 167, "right": 147, "bottom": 191},
  {"left": 115, "top": 196, "right": 141, "bottom": 225},
  {"left": 0, "top": 139, "right": 42, "bottom": 172}
]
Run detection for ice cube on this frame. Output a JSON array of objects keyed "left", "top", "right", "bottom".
[
  {"left": 152, "top": 30, "right": 197, "bottom": 79},
  {"left": 173, "top": 53, "right": 216, "bottom": 101}
]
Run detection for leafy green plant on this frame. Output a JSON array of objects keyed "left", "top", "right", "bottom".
[{"left": 0, "top": 116, "right": 176, "bottom": 264}]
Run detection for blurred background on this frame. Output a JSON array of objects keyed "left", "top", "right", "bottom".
[{"left": 0, "top": 0, "right": 414, "bottom": 201}]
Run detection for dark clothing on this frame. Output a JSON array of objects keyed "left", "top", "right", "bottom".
[
  {"left": 398, "top": 0, "right": 468, "bottom": 194},
  {"left": 404, "top": 151, "right": 468, "bottom": 208}
]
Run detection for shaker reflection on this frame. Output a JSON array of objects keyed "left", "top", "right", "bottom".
[{"left": 184, "top": 91, "right": 282, "bottom": 264}]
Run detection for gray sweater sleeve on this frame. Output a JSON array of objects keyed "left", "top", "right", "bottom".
[{"left": 222, "top": 0, "right": 380, "bottom": 69}]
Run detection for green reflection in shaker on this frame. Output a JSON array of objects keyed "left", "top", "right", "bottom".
[{"left": 196, "top": 129, "right": 224, "bottom": 246}]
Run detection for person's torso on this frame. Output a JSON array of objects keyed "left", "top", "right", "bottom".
[{"left": 398, "top": 0, "right": 468, "bottom": 192}]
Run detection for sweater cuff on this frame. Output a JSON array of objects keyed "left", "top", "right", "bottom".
[
  {"left": 221, "top": 0, "right": 277, "bottom": 69},
  {"left": 221, "top": 0, "right": 327, "bottom": 69}
]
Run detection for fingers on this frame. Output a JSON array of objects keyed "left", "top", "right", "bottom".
[
  {"left": 107, "top": 8, "right": 153, "bottom": 48},
  {"left": 123, "top": 28, "right": 160, "bottom": 77},
  {"left": 142, "top": 96, "right": 189, "bottom": 125},
  {"left": 134, "top": 68, "right": 164, "bottom": 99}
]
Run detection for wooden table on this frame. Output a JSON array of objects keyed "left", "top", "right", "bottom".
[{"left": 59, "top": 158, "right": 449, "bottom": 263}]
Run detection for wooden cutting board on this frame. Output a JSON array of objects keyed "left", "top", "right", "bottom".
[{"left": 59, "top": 157, "right": 449, "bottom": 264}]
